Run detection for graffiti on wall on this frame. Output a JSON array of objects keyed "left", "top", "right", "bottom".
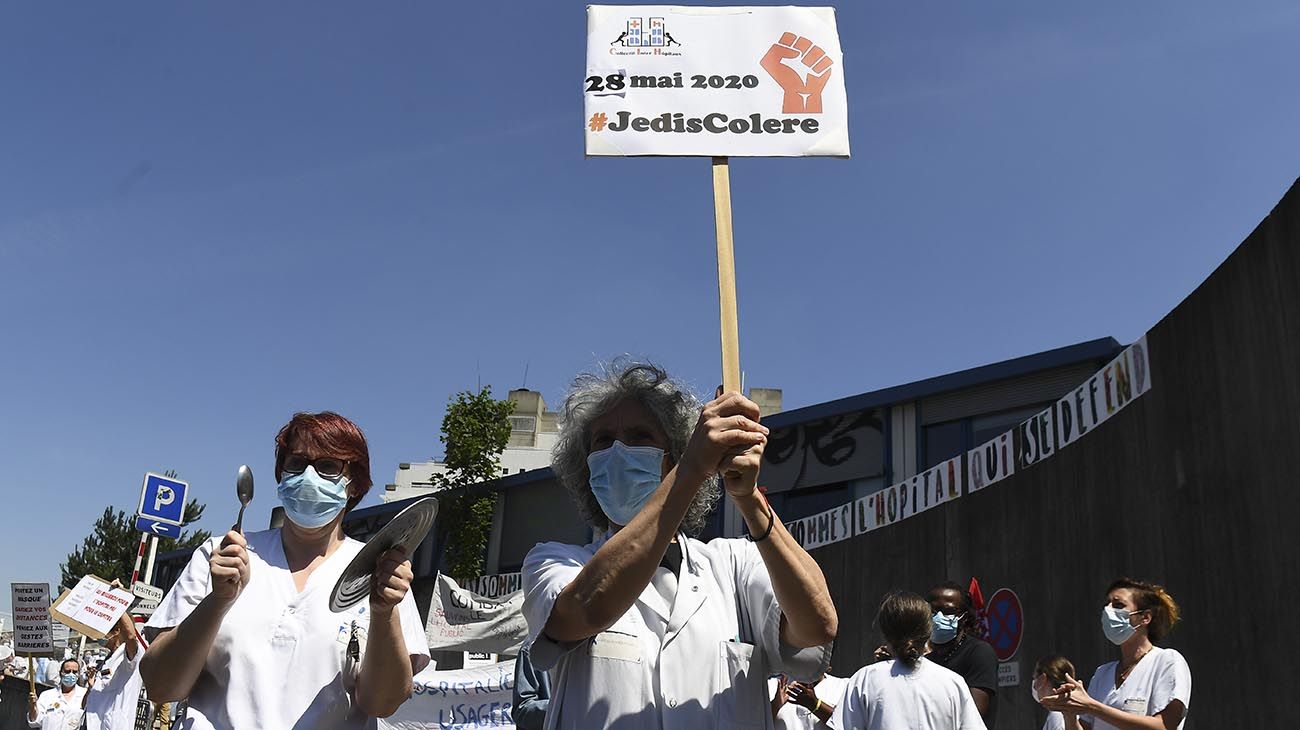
[{"left": 763, "top": 410, "right": 885, "bottom": 492}]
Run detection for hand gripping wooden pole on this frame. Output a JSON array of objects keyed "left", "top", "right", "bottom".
[{"left": 712, "top": 157, "right": 741, "bottom": 395}]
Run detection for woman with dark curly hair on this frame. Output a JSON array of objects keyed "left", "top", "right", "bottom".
[
  {"left": 521, "top": 361, "right": 837, "bottom": 730},
  {"left": 1042, "top": 578, "right": 1190, "bottom": 730}
]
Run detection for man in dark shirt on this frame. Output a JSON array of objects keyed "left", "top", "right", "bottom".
[{"left": 927, "top": 581, "right": 998, "bottom": 728}]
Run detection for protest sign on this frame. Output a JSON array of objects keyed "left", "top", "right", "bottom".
[
  {"left": 426, "top": 573, "right": 527, "bottom": 655},
  {"left": 968, "top": 431, "right": 1015, "bottom": 494},
  {"left": 11, "top": 582, "right": 54, "bottom": 655},
  {"left": 465, "top": 572, "right": 521, "bottom": 600},
  {"left": 585, "top": 6, "right": 853, "bottom": 395},
  {"left": 50, "top": 575, "right": 134, "bottom": 640},
  {"left": 1056, "top": 335, "right": 1152, "bottom": 449},
  {"left": 379, "top": 660, "right": 516, "bottom": 730},
  {"left": 585, "top": 5, "right": 849, "bottom": 157}
]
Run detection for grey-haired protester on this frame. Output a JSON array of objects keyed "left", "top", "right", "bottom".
[{"left": 521, "top": 361, "right": 838, "bottom": 729}]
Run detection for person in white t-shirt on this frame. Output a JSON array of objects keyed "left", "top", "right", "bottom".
[
  {"left": 82, "top": 610, "right": 144, "bottom": 730},
  {"left": 1042, "top": 578, "right": 1191, "bottom": 730},
  {"left": 28, "top": 658, "right": 86, "bottom": 730},
  {"left": 1031, "top": 654, "right": 1076, "bottom": 730},
  {"left": 140, "top": 411, "right": 431, "bottom": 730},
  {"left": 833, "top": 591, "right": 986, "bottom": 730},
  {"left": 770, "top": 672, "right": 848, "bottom": 729}
]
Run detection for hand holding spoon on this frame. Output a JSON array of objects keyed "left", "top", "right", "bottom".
[{"left": 232, "top": 465, "right": 254, "bottom": 534}]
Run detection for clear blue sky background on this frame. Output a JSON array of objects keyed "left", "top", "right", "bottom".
[{"left": 3, "top": 1, "right": 1298, "bottom": 620}]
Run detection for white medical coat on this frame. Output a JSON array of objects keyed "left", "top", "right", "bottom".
[
  {"left": 147, "top": 529, "right": 430, "bottom": 730},
  {"left": 83, "top": 643, "right": 143, "bottom": 730},
  {"left": 27, "top": 686, "right": 85, "bottom": 730},
  {"left": 1083, "top": 647, "right": 1191, "bottom": 730},
  {"left": 523, "top": 533, "right": 832, "bottom": 730}
]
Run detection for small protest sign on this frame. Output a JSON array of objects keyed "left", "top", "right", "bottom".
[
  {"left": 10, "top": 582, "right": 54, "bottom": 655},
  {"left": 50, "top": 575, "right": 134, "bottom": 640}
]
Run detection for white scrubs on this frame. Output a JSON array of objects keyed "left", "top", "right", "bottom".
[
  {"left": 83, "top": 643, "right": 144, "bottom": 730},
  {"left": 831, "top": 658, "right": 986, "bottom": 730},
  {"left": 27, "top": 686, "right": 86, "bottom": 730},
  {"left": 147, "top": 529, "right": 430, "bottom": 730},
  {"left": 523, "top": 533, "right": 832, "bottom": 730},
  {"left": 1082, "top": 647, "right": 1191, "bottom": 730}
]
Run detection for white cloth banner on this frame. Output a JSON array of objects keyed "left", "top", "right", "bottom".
[
  {"left": 380, "top": 660, "right": 516, "bottom": 730},
  {"left": 585, "top": 5, "right": 850, "bottom": 156},
  {"left": 426, "top": 574, "right": 527, "bottom": 655}
]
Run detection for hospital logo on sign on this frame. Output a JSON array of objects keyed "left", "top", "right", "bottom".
[{"left": 611, "top": 17, "right": 683, "bottom": 54}]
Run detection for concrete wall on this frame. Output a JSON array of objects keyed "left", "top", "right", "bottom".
[{"left": 812, "top": 179, "right": 1300, "bottom": 728}]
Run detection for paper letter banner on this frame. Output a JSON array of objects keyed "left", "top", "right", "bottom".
[
  {"left": 379, "top": 660, "right": 516, "bottom": 730},
  {"left": 426, "top": 573, "right": 527, "bottom": 655},
  {"left": 1056, "top": 335, "right": 1152, "bottom": 449},
  {"left": 784, "top": 456, "right": 964, "bottom": 550},
  {"left": 968, "top": 431, "right": 1015, "bottom": 494},
  {"left": 784, "top": 501, "right": 854, "bottom": 551},
  {"left": 50, "top": 575, "right": 134, "bottom": 640},
  {"left": 11, "top": 582, "right": 54, "bottom": 655},
  {"left": 585, "top": 5, "right": 850, "bottom": 157}
]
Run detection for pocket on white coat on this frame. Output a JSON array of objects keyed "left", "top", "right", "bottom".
[{"left": 716, "top": 640, "right": 767, "bottom": 728}]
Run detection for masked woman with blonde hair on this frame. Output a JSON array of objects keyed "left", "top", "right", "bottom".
[{"left": 1042, "top": 578, "right": 1191, "bottom": 730}]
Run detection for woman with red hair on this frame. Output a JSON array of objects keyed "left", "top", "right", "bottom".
[{"left": 140, "top": 412, "right": 430, "bottom": 729}]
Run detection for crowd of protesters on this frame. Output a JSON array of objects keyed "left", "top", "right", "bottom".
[{"left": 13, "top": 359, "right": 1187, "bottom": 729}]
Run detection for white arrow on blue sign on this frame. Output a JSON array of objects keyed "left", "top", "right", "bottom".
[
  {"left": 135, "top": 515, "right": 182, "bottom": 539},
  {"left": 138, "top": 473, "right": 189, "bottom": 526}
]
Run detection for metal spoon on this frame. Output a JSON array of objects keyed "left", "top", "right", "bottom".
[{"left": 232, "top": 465, "right": 254, "bottom": 534}]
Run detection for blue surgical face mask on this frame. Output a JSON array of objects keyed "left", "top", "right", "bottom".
[
  {"left": 277, "top": 466, "right": 350, "bottom": 529},
  {"left": 1101, "top": 605, "right": 1138, "bottom": 645},
  {"left": 931, "top": 611, "right": 963, "bottom": 645},
  {"left": 588, "top": 441, "right": 665, "bottom": 527},
  {"left": 60, "top": 672, "right": 78, "bottom": 688}
]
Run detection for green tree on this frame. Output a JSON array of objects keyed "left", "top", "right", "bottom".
[
  {"left": 433, "top": 387, "right": 514, "bottom": 583},
  {"left": 61, "top": 471, "right": 211, "bottom": 587}
]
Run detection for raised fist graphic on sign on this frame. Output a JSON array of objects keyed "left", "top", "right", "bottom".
[{"left": 760, "top": 32, "right": 834, "bottom": 114}]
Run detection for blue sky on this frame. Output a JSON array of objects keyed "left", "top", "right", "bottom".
[{"left": 3, "top": 1, "right": 1298, "bottom": 620}]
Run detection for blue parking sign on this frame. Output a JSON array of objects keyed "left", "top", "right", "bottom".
[{"left": 138, "top": 473, "right": 189, "bottom": 526}]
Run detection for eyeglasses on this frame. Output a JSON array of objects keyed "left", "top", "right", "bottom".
[{"left": 282, "top": 455, "right": 349, "bottom": 479}]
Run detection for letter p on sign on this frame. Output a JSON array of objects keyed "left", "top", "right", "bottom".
[{"left": 155, "top": 486, "right": 174, "bottom": 512}]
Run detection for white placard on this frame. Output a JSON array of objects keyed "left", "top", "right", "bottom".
[
  {"left": 51, "top": 575, "right": 134, "bottom": 639},
  {"left": 997, "top": 661, "right": 1020, "bottom": 687},
  {"left": 379, "top": 660, "right": 516, "bottom": 730},
  {"left": 11, "top": 582, "right": 54, "bottom": 655},
  {"left": 585, "top": 5, "right": 850, "bottom": 156},
  {"left": 426, "top": 573, "right": 527, "bottom": 655}
]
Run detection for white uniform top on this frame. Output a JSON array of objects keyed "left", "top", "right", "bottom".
[
  {"left": 1083, "top": 647, "right": 1191, "bottom": 730},
  {"left": 146, "top": 529, "right": 430, "bottom": 730},
  {"left": 27, "top": 686, "right": 86, "bottom": 730},
  {"left": 770, "top": 674, "right": 848, "bottom": 730},
  {"left": 523, "top": 533, "right": 832, "bottom": 730},
  {"left": 84, "top": 643, "right": 144, "bottom": 730},
  {"left": 1041, "top": 710, "right": 1065, "bottom": 730},
  {"left": 831, "top": 658, "right": 987, "bottom": 730}
]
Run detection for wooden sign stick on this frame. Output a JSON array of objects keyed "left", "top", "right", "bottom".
[{"left": 712, "top": 157, "right": 742, "bottom": 395}]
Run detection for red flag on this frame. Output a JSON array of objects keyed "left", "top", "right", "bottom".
[{"left": 969, "top": 577, "right": 991, "bottom": 642}]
